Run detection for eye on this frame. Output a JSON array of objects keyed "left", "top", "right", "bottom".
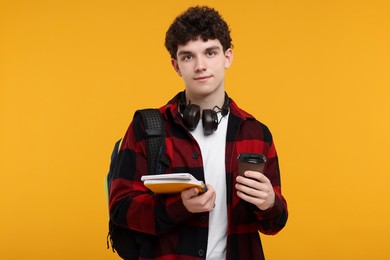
[
  {"left": 182, "top": 55, "right": 192, "bottom": 61},
  {"left": 207, "top": 51, "right": 216, "bottom": 57}
]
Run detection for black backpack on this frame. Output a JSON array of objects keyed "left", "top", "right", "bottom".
[{"left": 105, "top": 109, "right": 167, "bottom": 259}]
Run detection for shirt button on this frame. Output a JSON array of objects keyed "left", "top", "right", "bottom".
[
  {"left": 192, "top": 152, "right": 199, "bottom": 159},
  {"left": 200, "top": 215, "right": 206, "bottom": 223},
  {"left": 198, "top": 249, "right": 205, "bottom": 257}
]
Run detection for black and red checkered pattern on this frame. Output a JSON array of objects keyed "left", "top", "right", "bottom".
[{"left": 109, "top": 92, "right": 288, "bottom": 260}]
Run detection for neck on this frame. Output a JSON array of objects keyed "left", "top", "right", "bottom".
[{"left": 185, "top": 89, "right": 225, "bottom": 111}]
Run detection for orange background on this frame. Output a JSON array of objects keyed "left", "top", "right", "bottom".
[{"left": 1, "top": 0, "right": 389, "bottom": 259}]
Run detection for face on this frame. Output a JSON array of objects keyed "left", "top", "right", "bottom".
[{"left": 171, "top": 38, "right": 233, "bottom": 101}]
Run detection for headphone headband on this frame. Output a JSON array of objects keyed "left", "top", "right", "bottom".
[
  {"left": 179, "top": 91, "right": 230, "bottom": 113},
  {"left": 220, "top": 92, "right": 230, "bottom": 116}
]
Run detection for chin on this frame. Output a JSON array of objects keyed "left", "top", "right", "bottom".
[{"left": 189, "top": 87, "right": 219, "bottom": 97}]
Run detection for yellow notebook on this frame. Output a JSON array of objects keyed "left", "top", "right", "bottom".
[{"left": 141, "top": 173, "right": 207, "bottom": 194}]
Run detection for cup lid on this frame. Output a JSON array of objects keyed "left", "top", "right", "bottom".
[{"left": 237, "top": 153, "right": 267, "bottom": 163}]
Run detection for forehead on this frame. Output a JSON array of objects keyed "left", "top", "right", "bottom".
[{"left": 177, "top": 38, "right": 223, "bottom": 54}]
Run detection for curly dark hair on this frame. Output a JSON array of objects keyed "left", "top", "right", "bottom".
[{"left": 165, "top": 6, "right": 233, "bottom": 59}]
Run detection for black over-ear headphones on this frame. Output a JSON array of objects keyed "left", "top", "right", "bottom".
[{"left": 179, "top": 92, "right": 230, "bottom": 135}]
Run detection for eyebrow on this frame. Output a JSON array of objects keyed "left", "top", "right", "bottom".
[
  {"left": 177, "top": 50, "right": 193, "bottom": 57},
  {"left": 177, "top": 45, "right": 222, "bottom": 57}
]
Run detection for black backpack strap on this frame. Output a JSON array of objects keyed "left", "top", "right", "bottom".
[
  {"left": 107, "top": 109, "right": 168, "bottom": 258},
  {"left": 137, "top": 109, "right": 166, "bottom": 175}
]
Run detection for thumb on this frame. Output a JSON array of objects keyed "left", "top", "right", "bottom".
[{"left": 181, "top": 187, "right": 200, "bottom": 199}]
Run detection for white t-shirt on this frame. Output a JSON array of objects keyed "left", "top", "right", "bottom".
[{"left": 191, "top": 113, "right": 229, "bottom": 260}]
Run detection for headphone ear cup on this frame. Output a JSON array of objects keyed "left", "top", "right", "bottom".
[
  {"left": 202, "top": 109, "right": 219, "bottom": 135},
  {"left": 221, "top": 106, "right": 229, "bottom": 117},
  {"left": 221, "top": 92, "right": 230, "bottom": 116},
  {"left": 182, "top": 104, "right": 200, "bottom": 130}
]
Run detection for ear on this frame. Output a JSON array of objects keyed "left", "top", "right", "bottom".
[
  {"left": 171, "top": 58, "right": 182, "bottom": 77},
  {"left": 224, "top": 48, "right": 233, "bottom": 69}
]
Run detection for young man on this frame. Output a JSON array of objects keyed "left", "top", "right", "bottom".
[{"left": 109, "top": 6, "right": 288, "bottom": 260}]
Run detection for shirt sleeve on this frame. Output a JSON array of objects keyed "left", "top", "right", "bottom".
[
  {"left": 108, "top": 115, "right": 193, "bottom": 235},
  {"left": 256, "top": 132, "right": 288, "bottom": 235}
]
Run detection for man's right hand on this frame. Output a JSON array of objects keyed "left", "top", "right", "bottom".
[{"left": 181, "top": 184, "right": 216, "bottom": 213}]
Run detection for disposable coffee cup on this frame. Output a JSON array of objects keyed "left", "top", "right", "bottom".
[{"left": 237, "top": 153, "right": 267, "bottom": 177}]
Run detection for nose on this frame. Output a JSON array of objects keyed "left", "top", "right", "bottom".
[{"left": 194, "top": 57, "right": 206, "bottom": 72}]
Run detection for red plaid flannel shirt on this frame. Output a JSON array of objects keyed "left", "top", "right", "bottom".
[{"left": 109, "top": 92, "right": 288, "bottom": 259}]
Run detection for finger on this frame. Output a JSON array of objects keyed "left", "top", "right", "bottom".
[
  {"left": 237, "top": 189, "right": 256, "bottom": 201},
  {"left": 205, "top": 184, "right": 215, "bottom": 192},
  {"left": 236, "top": 176, "right": 263, "bottom": 191},
  {"left": 242, "top": 171, "right": 270, "bottom": 184},
  {"left": 201, "top": 185, "right": 216, "bottom": 209},
  {"left": 181, "top": 187, "right": 199, "bottom": 199},
  {"left": 237, "top": 178, "right": 272, "bottom": 194},
  {"left": 236, "top": 182, "right": 260, "bottom": 197},
  {"left": 237, "top": 190, "right": 265, "bottom": 204},
  {"left": 243, "top": 170, "right": 263, "bottom": 181}
]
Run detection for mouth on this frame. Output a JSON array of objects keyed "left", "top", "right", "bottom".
[{"left": 194, "top": 75, "right": 212, "bottom": 81}]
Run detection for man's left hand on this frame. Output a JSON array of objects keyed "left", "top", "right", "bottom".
[{"left": 235, "top": 171, "right": 275, "bottom": 210}]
